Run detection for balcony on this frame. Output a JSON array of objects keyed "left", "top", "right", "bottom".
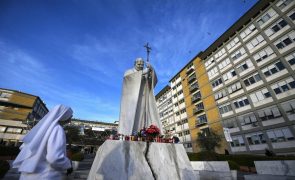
[
  {"left": 187, "top": 74, "right": 196, "bottom": 84},
  {"left": 186, "top": 66, "right": 195, "bottom": 75},
  {"left": 191, "top": 93, "right": 201, "bottom": 103},
  {"left": 193, "top": 106, "right": 204, "bottom": 114},
  {"left": 189, "top": 83, "right": 199, "bottom": 93},
  {"left": 196, "top": 118, "right": 207, "bottom": 127}
]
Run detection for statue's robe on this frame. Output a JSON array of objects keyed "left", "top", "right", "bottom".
[{"left": 118, "top": 65, "right": 163, "bottom": 135}]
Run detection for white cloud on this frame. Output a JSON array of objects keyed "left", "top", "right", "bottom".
[{"left": 0, "top": 41, "right": 118, "bottom": 122}]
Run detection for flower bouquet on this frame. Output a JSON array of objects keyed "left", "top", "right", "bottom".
[{"left": 145, "top": 124, "right": 160, "bottom": 142}]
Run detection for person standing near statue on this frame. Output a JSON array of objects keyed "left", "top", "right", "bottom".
[
  {"left": 13, "top": 105, "right": 73, "bottom": 180},
  {"left": 118, "top": 45, "right": 163, "bottom": 136}
]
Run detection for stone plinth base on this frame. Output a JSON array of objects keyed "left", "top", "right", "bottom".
[{"left": 87, "top": 140, "right": 196, "bottom": 180}]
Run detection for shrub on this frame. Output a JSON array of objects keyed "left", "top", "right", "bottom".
[
  {"left": 187, "top": 152, "right": 295, "bottom": 169},
  {"left": 71, "top": 152, "right": 84, "bottom": 161},
  {"left": 187, "top": 151, "right": 219, "bottom": 161},
  {"left": 228, "top": 160, "right": 239, "bottom": 170},
  {"left": 0, "top": 160, "right": 10, "bottom": 178},
  {"left": 196, "top": 130, "right": 221, "bottom": 152},
  {"left": 0, "top": 146, "right": 20, "bottom": 157},
  {"left": 265, "top": 148, "right": 275, "bottom": 157}
]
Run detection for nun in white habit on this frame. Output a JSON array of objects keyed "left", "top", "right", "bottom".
[{"left": 13, "top": 104, "right": 73, "bottom": 180}]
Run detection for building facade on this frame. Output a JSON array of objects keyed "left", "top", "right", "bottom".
[
  {"left": 157, "top": 0, "right": 295, "bottom": 155},
  {"left": 155, "top": 86, "right": 176, "bottom": 136},
  {"left": 169, "top": 75, "right": 194, "bottom": 152},
  {"left": 0, "top": 88, "right": 48, "bottom": 146},
  {"left": 168, "top": 57, "right": 227, "bottom": 153},
  {"left": 199, "top": 0, "right": 295, "bottom": 155}
]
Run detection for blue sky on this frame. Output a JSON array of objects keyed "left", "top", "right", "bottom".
[{"left": 0, "top": 0, "right": 257, "bottom": 122}]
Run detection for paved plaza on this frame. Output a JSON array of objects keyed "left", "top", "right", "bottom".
[{"left": 4, "top": 154, "right": 95, "bottom": 180}]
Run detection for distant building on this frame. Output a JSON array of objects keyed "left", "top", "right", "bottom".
[
  {"left": 70, "top": 119, "right": 118, "bottom": 133},
  {"left": 0, "top": 88, "right": 48, "bottom": 146}
]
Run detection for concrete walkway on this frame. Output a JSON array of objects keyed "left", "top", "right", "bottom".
[{"left": 4, "top": 154, "right": 95, "bottom": 180}]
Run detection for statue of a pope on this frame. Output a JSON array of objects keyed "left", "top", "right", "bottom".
[{"left": 118, "top": 58, "right": 163, "bottom": 135}]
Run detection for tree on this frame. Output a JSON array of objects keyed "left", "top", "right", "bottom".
[
  {"left": 196, "top": 129, "right": 222, "bottom": 152},
  {"left": 64, "top": 125, "right": 81, "bottom": 149}
]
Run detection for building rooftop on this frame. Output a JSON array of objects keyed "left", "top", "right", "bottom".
[
  {"left": 169, "top": 0, "right": 273, "bottom": 82},
  {"left": 155, "top": 85, "right": 171, "bottom": 100}
]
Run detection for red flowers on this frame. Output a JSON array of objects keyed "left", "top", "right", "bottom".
[{"left": 146, "top": 124, "right": 160, "bottom": 137}]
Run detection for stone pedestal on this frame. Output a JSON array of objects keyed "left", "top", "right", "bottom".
[{"left": 87, "top": 140, "right": 196, "bottom": 180}]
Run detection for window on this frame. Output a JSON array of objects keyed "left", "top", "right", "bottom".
[
  {"left": 196, "top": 103, "right": 204, "bottom": 110},
  {"left": 243, "top": 73, "right": 262, "bottom": 87},
  {"left": 271, "top": 77, "right": 295, "bottom": 94},
  {"left": 212, "top": 78, "right": 223, "bottom": 88},
  {"left": 265, "top": 19, "right": 288, "bottom": 37},
  {"left": 231, "top": 47, "right": 246, "bottom": 61},
  {"left": 173, "top": 94, "right": 177, "bottom": 98},
  {"left": 275, "top": 31, "right": 295, "bottom": 50},
  {"left": 240, "top": 24, "right": 256, "bottom": 40},
  {"left": 236, "top": 59, "right": 254, "bottom": 73},
  {"left": 250, "top": 88, "right": 272, "bottom": 103},
  {"left": 180, "top": 109, "right": 186, "bottom": 114},
  {"left": 0, "top": 92, "right": 11, "bottom": 98},
  {"left": 238, "top": 112, "right": 257, "bottom": 126},
  {"left": 178, "top": 132, "right": 183, "bottom": 137},
  {"left": 226, "top": 37, "right": 240, "bottom": 51},
  {"left": 223, "top": 69, "right": 237, "bottom": 82},
  {"left": 184, "top": 130, "right": 190, "bottom": 135},
  {"left": 214, "top": 48, "right": 226, "bottom": 61},
  {"left": 222, "top": 118, "right": 237, "bottom": 128},
  {"left": 208, "top": 67, "right": 219, "bottom": 79},
  {"left": 246, "top": 132, "right": 266, "bottom": 145},
  {"left": 257, "top": 106, "right": 281, "bottom": 121},
  {"left": 179, "top": 99, "right": 185, "bottom": 104},
  {"left": 233, "top": 97, "right": 250, "bottom": 109},
  {"left": 218, "top": 58, "right": 231, "bottom": 70},
  {"left": 205, "top": 57, "right": 215, "bottom": 68},
  {"left": 176, "top": 112, "right": 180, "bottom": 116},
  {"left": 285, "top": 51, "right": 295, "bottom": 66},
  {"left": 267, "top": 128, "right": 294, "bottom": 143},
  {"left": 176, "top": 82, "right": 181, "bottom": 87},
  {"left": 281, "top": 100, "right": 295, "bottom": 115},
  {"left": 262, "top": 60, "right": 286, "bottom": 77},
  {"left": 177, "top": 90, "right": 183, "bottom": 95},
  {"left": 184, "top": 143, "right": 192, "bottom": 148},
  {"left": 257, "top": 8, "right": 278, "bottom": 27},
  {"left": 276, "top": 0, "right": 293, "bottom": 11},
  {"left": 214, "top": 89, "right": 227, "bottom": 100},
  {"left": 192, "top": 92, "right": 202, "bottom": 102},
  {"left": 227, "top": 81, "right": 242, "bottom": 94},
  {"left": 196, "top": 114, "right": 207, "bottom": 125},
  {"left": 219, "top": 103, "right": 232, "bottom": 114},
  {"left": 253, "top": 46, "right": 275, "bottom": 63},
  {"left": 230, "top": 136, "right": 245, "bottom": 147},
  {"left": 246, "top": 35, "right": 265, "bottom": 51},
  {"left": 288, "top": 9, "right": 295, "bottom": 21},
  {"left": 187, "top": 63, "right": 194, "bottom": 70},
  {"left": 0, "top": 126, "right": 6, "bottom": 133},
  {"left": 177, "top": 119, "right": 188, "bottom": 126},
  {"left": 6, "top": 127, "right": 22, "bottom": 134}
]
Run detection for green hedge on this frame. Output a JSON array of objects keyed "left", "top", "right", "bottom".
[
  {"left": 0, "top": 146, "right": 20, "bottom": 156},
  {"left": 187, "top": 152, "right": 295, "bottom": 168}
]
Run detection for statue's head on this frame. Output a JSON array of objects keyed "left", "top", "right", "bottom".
[{"left": 134, "top": 58, "right": 144, "bottom": 71}]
